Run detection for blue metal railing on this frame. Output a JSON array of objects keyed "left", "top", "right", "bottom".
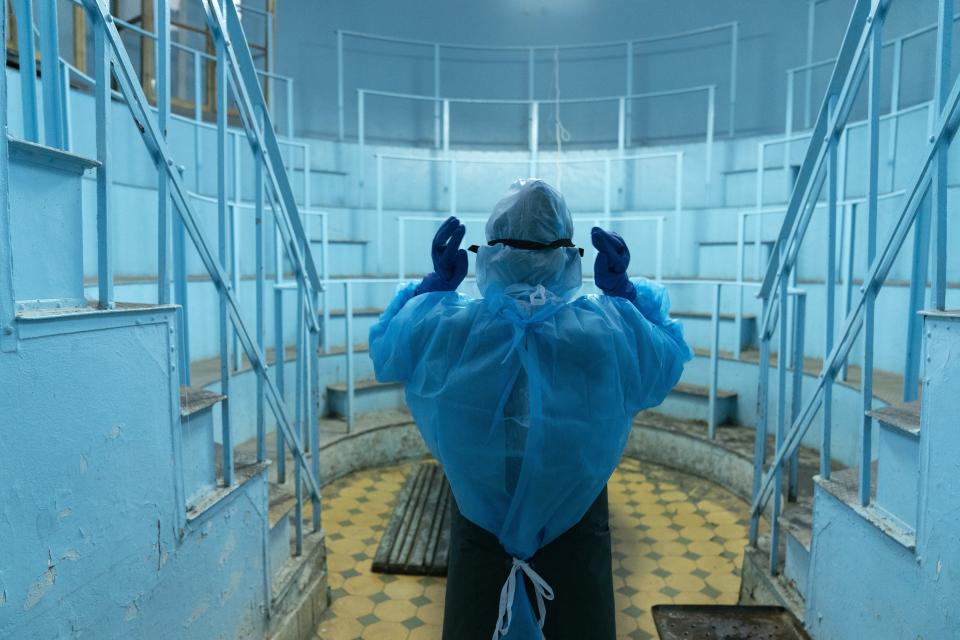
[
  {"left": 2, "top": 0, "right": 328, "bottom": 577},
  {"left": 749, "top": 0, "right": 960, "bottom": 574}
]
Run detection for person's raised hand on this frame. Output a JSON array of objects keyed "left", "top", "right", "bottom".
[
  {"left": 416, "top": 216, "right": 468, "bottom": 295},
  {"left": 591, "top": 227, "right": 636, "bottom": 301}
]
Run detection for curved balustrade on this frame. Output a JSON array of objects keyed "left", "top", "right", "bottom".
[
  {"left": 356, "top": 85, "right": 716, "bottom": 159},
  {"left": 335, "top": 21, "right": 739, "bottom": 140}
]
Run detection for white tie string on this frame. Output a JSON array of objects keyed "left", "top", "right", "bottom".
[{"left": 491, "top": 558, "right": 555, "bottom": 640}]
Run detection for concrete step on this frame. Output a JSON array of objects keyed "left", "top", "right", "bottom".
[
  {"left": 672, "top": 309, "right": 757, "bottom": 353},
  {"left": 268, "top": 481, "right": 296, "bottom": 581},
  {"left": 722, "top": 165, "right": 792, "bottom": 207},
  {"left": 320, "top": 309, "right": 381, "bottom": 349},
  {"left": 180, "top": 386, "right": 225, "bottom": 509},
  {"left": 659, "top": 382, "right": 737, "bottom": 426},
  {"left": 815, "top": 464, "right": 916, "bottom": 550},
  {"left": 868, "top": 401, "right": 921, "bottom": 532},
  {"left": 325, "top": 378, "right": 737, "bottom": 426},
  {"left": 780, "top": 501, "right": 813, "bottom": 600}
]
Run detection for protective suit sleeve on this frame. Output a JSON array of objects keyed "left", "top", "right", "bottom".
[
  {"left": 595, "top": 278, "right": 693, "bottom": 414},
  {"left": 367, "top": 282, "right": 420, "bottom": 383}
]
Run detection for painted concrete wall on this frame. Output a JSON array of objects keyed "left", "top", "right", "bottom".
[
  {"left": 0, "top": 307, "right": 270, "bottom": 639},
  {"left": 275, "top": 0, "right": 947, "bottom": 141}
]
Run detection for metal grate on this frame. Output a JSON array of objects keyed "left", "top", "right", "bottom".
[{"left": 652, "top": 605, "right": 811, "bottom": 640}]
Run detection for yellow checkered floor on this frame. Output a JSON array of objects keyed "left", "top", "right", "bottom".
[{"left": 315, "top": 458, "right": 752, "bottom": 639}]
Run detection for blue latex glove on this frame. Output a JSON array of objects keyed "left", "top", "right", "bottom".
[
  {"left": 591, "top": 227, "right": 636, "bottom": 301},
  {"left": 416, "top": 216, "right": 468, "bottom": 295}
]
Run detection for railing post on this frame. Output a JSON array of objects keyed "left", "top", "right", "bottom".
[
  {"left": 216, "top": 24, "right": 233, "bottom": 487},
  {"left": 788, "top": 292, "right": 806, "bottom": 502},
  {"left": 345, "top": 282, "right": 355, "bottom": 432},
  {"left": 255, "top": 121, "right": 266, "bottom": 463},
  {"left": 442, "top": 99, "right": 450, "bottom": 152},
  {"left": 841, "top": 202, "right": 857, "bottom": 382},
  {"left": 904, "top": 198, "right": 931, "bottom": 402},
  {"left": 931, "top": 0, "right": 952, "bottom": 311},
  {"left": 708, "top": 283, "right": 721, "bottom": 440},
  {"left": 398, "top": 218, "right": 406, "bottom": 280},
  {"left": 60, "top": 61, "right": 72, "bottom": 151},
  {"left": 625, "top": 41, "right": 633, "bottom": 144},
  {"left": 0, "top": 3, "right": 15, "bottom": 352},
  {"left": 735, "top": 213, "right": 745, "bottom": 360},
  {"left": 617, "top": 97, "right": 626, "bottom": 153},
  {"left": 157, "top": 0, "right": 171, "bottom": 306},
  {"left": 674, "top": 153, "right": 683, "bottom": 259},
  {"left": 527, "top": 47, "right": 535, "bottom": 101},
  {"left": 529, "top": 101, "right": 539, "bottom": 175},
  {"left": 706, "top": 85, "right": 715, "bottom": 181},
  {"left": 784, "top": 70, "right": 794, "bottom": 171},
  {"left": 603, "top": 158, "right": 611, "bottom": 226},
  {"left": 755, "top": 142, "right": 765, "bottom": 278},
  {"left": 749, "top": 297, "right": 770, "bottom": 547},
  {"left": 310, "top": 292, "right": 321, "bottom": 532},
  {"left": 321, "top": 215, "right": 330, "bottom": 353},
  {"left": 770, "top": 274, "right": 788, "bottom": 574},
  {"left": 37, "top": 0, "right": 64, "bottom": 148},
  {"left": 357, "top": 90, "right": 365, "bottom": 199},
  {"left": 887, "top": 38, "right": 902, "bottom": 192},
  {"left": 450, "top": 159, "right": 458, "bottom": 215},
  {"left": 729, "top": 22, "right": 738, "bottom": 135},
  {"left": 274, "top": 286, "right": 286, "bottom": 484},
  {"left": 434, "top": 43, "right": 441, "bottom": 149},
  {"left": 230, "top": 202, "right": 242, "bottom": 371},
  {"left": 336, "top": 29, "right": 344, "bottom": 140},
  {"left": 376, "top": 154, "right": 383, "bottom": 274},
  {"left": 293, "top": 290, "right": 304, "bottom": 556},
  {"left": 860, "top": 15, "right": 883, "bottom": 507},
  {"left": 803, "top": 0, "right": 816, "bottom": 129},
  {"left": 822, "top": 95, "right": 838, "bottom": 482},
  {"left": 655, "top": 217, "right": 664, "bottom": 282},
  {"left": 93, "top": 16, "right": 113, "bottom": 310},
  {"left": 286, "top": 78, "right": 295, "bottom": 139},
  {"left": 13, "top": 0, "right": 39, "bottom": 142}
]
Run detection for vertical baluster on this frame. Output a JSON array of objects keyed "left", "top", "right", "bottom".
[
  {"left": 93, "top": 13, "right": 113, "bottom": 310},
  {"left": 255, "top": 111, "right": 266, "bottom": 463},
  {"left": 904, "top": 199, "right": 931, "bottom": 402},
  {"left": 433, "top": 43, "right": 441, "bottom": 149},
  {"left": 13, "top": 0, "right": 39, "bottom": 142},
  {"left": 784, "top": 70, "right": 794, "bottom": 171},
  {"left": 822, "top": 95, "right": 838, "bottom": 482},
  {"left": 232, "top": 135, "right": 242, "bottom": 371},
  {"left": 603, "top": 158, "right": 611, "bottom": 226},
  {"left": 705, "top": 85, "right": 715, "bottom": 181},
  {"left": 216, "top": 27, "right": 233, "bottom": 486},
  {"left": 887, "top": 38, "right": 902, "bottom": 193},
  {"left": 788, "top": 292, "right": 806, "bottom": 502},
  {"left": 60, "top": 61, "right": 71, "bottom": 151},
  {"left": 529, "top": 102, "right": 539, "bottom": 176},
  {"left": 0, "top": 1, "right": 15, "bottom": 352},
  {"left": 625, "top": 41, "right": 633, "bottom": 144},
  {"left": 841, "top": 203, "right": 857, "bottom": 382},
  {"left": 735, "top": 214, "right": 745, "bottom": 360},
  {"left": 37, "top": 0, "right": 63, "bottom": 148},
  {"left": 442, "top": 99, "right": 450, "bottom": 153},
  {"left": 617, "top": 97, "right": 625, "bottom": 154},
  {"left": 450, "top": 159, "right": 457, "bottom": 216},
  {"left": 655, "top": 217, "right": 664, "bottom": 282},
  {"left": 729, "top": 22, "right": 738, "bottom": 136},
  {"left": 345, "top": 282, "right": 355, "bottom": 433},
  {"left": 156, "top": 0, "right": 171, "bottom": 306},
  {"left": 931, "top": 0, "right": 952, "bottom": 311},
  {"left": 274, "top": 284, "right": 286, "bottom": 484},
  {"left": 755, "top": 142, "right": 765, "bottom": 279},
  {"left": 310, "top": 291, "right": 321, "bottom": 533},
  {"left": 708, "top": 283, "right": 721, "bottom": 439},
  {"left": 770, "top": 274, "right": 789, "bottom": 574},
  {"left": 860, "top": 16, "right": 882, "bottom": 507},
  {"left": 749, "top": 297, "right": 771, "bottom": 546},
  {"left": 398, "top": 219, "right": 406, "bottom": 281},
  {"left": 321, "top": 214, "right": 330, "bottom": 354},
  {"left": 336, "top": 29, "right": 344, "bottom": 140},
  {"left": 293, "top": 285, "right": 305, "bottom": 555}
]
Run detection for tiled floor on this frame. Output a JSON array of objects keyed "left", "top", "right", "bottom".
[{"left": 315, "top": 458, "right": 753, "bottom": 640}]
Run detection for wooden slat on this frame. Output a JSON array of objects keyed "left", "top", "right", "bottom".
[{"left": 372, "top": 462, "right": 452, "bottom": 576}]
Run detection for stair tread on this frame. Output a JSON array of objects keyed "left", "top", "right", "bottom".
[
  {"left": 268, "top": 481, "right": 298, "bottom": 528},
  {"left": 180, "top": 385, "right": 225, "bottom": 418},
  {"left": 310, "top": 238, "right": 370, "bottom": 245},
  {"left": 673, "top": 382, "right": 737, "bottom": 399},
  {"left": 672, "top": 309, "right": 757, "bottom": 321},
  {"left": 324, "top": 307, "right": 382, "bottom": 317},
  {"left": 867, "top": 400, "right": 920, "bottom": 435},
  {"left": 327, "top": 379, "right": 401, "bottom": 393},
  {"left": 699, "top": 239, "right": 775, "bottom": 247},
  {"left": 319, "top": 343, "right": 370, "bottom": 356}
]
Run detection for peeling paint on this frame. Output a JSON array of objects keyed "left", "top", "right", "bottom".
[
  {"left": 107, "top": 424, "right": 123, "bottom": 439},
  {"left": 0, "top": 589, "right": 7, "bottom": 607},
  {"left": 24, "top": 566, "right": 56, "bottom": 610},
  {"left": 219, "top": 571, "right": 243, "bottom": 604},
  {"left": 124, "top": 602, "right": 139, "bottom": 621},
  {"left": 60, "top": 549, "right": 80, "bottom": 562},
  {"left": 78, "top": 455, "right": 88, "bottom": 475},
  {"left": 58, "top": 508, "right": 72, "bottom": 520}
]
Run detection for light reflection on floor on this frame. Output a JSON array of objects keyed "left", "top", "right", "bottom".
[{"left": 315, "top": 458, "right": 751, "bottom": 640}]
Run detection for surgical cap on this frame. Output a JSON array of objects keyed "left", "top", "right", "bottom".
[{"left": 477, "top": 179, "right": 582, "bottom": 300}]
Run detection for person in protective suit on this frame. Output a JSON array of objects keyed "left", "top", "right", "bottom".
[{"left": 369, "top": 179, "right": 692, "bottom": 639}]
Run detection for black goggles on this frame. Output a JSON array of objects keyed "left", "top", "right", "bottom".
[{"left": 468, "top": 238, "right": 585, "bottom": 257}]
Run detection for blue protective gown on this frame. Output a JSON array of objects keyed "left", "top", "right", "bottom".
[{"left": 369, "top": 276, "right": 692, "bottom": 638}]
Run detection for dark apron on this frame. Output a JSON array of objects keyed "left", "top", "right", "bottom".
[{"left": 442, "top": 487, "right": 616, "bottom": 639}]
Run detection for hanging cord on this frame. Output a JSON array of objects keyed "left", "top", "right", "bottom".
[{"left": 552, "top": 47, "right": 571, "bottom": 187}]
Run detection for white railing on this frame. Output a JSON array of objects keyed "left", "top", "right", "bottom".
[{"left": 336, "top": 22, "right": 739, "bottom": 140}]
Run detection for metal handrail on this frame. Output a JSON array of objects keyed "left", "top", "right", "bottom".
[
  {"left": 335, "top": 22, "right": 739, "bottom": 139},
  {"left": 749, "top": 0, "right": 960, "bottom": 578},
  {"left": 69, "top": 0, "right": 326, "bottom": 577}
]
